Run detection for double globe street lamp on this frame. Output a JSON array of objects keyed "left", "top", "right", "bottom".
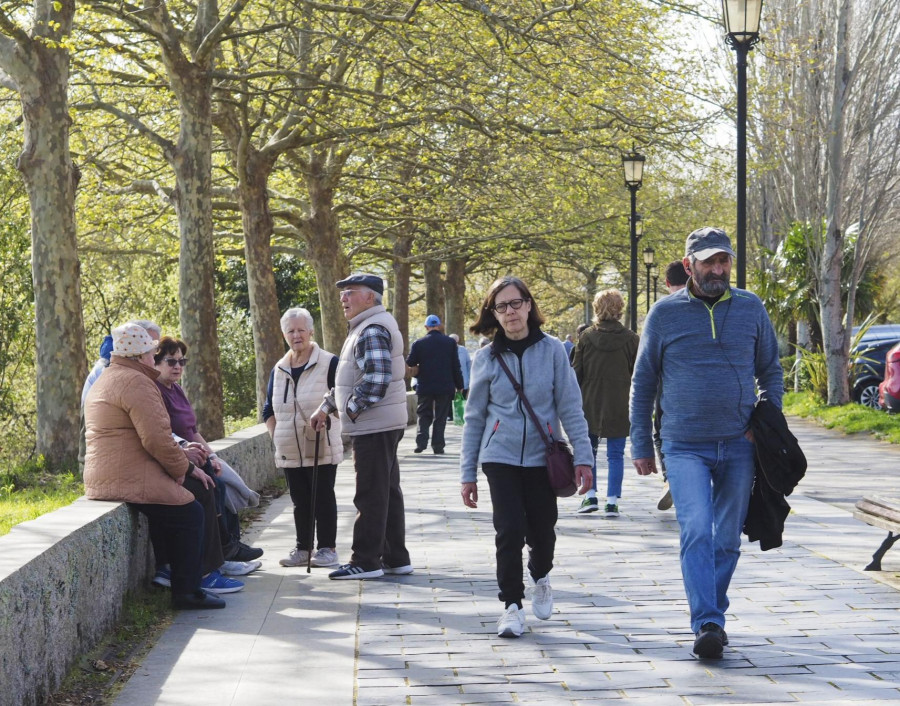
[
  {"left": 622, "top": 146, "right": 646, "bottom": 332},
  {"left": 723, "top": 0, "right": 764, "bottom": 289}
]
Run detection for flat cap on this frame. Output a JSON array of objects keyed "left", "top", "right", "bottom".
[{"left": 335, "top": 273, "right": 384, "bottom": 295}]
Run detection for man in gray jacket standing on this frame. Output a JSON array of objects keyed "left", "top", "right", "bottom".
[
  {"left": 312, "top": 273, "right": 412, "bottom": 580},
  {"left": 629, "top": 227, "right": 783, "bottom": 659}
]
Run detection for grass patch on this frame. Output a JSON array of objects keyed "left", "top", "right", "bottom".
[
  {"left": 784, "top": 391, "right": 900, "bottom": 444},
  {"left": 0, "top": 459, "right": 83, "bottom": 536}
]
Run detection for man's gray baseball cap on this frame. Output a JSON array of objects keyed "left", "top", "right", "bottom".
[{"left": 684, "top": 227, "right": 736, "bottom": 261}]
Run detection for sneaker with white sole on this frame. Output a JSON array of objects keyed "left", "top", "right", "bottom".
[
  {"left": 576, "top": 497, "right": 599, "bottom": 514},
  {"left": 604, "top": 503, "right": 620, "bottom": 518},
  {"left": 200, "top": 570, "right": 244, "bottom": 594},
  {"left": 310, "top": 548, "right": 340, "bottom": 567},
  {"left": 527, "top": 576, "right": 553, "bottom": 620},
  {"left": 328, "top": 563, "right": 384, "bottom": 580},
  {"left": 279, "top": 548, "right": 310, "bottom": 567},
  {"left": 151, "top": 566, "right": 171, "bottom": 588},
  {"left": 221, "top": 560, "right": 262, "bottom": 576},
  {"left": 382, "top": 564, "right": 414, "bottom": 575},
  {"left": 497, "top": 605, "right": 526, "bottom": 637}
]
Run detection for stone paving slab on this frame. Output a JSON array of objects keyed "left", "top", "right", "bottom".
[{"left": 114, "top": 420, "right": 900, "bottom": 705}]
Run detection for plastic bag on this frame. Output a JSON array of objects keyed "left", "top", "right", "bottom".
[{"left": 452, "top": 392, "right": 466, "bottom": 426}]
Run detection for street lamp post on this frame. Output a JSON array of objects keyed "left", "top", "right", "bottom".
[
  {"left": 723, "top": 0, "right": 763, "bottom": 289},
  {"left": 652, "top": 267, "right": 659, "bottom": 303},
  {"left": 622, "top": 146, "right": 646, "bottom": 331},
  {"left": 643, "top": 246, "right": 655, "bottom": 312}
]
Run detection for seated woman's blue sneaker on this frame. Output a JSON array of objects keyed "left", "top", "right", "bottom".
[{"left": 201, "top": 570, "right": 244, "bottom": 594}]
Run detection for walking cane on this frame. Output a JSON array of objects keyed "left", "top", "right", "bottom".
[{"left": 306, "top": 429, "right": 321, "bottom": 574}]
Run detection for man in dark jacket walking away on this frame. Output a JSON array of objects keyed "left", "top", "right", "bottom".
[
  {"left": 407, "top": 315, "right": 464, "bottom": 454},
  {"left": 630, "top": 227, "right": 783, "bottom": 660}
]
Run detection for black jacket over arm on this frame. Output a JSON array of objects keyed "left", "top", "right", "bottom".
[{"left": 743, "top": 399, "right": 807, "bottom": 550}]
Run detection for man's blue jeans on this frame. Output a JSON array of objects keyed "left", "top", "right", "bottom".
[
  {"left": 589, "top": 434, "right": 626, "bottom": 496},
  {"left": 661, "top": 435, "right": 755, "bottom": 633}
]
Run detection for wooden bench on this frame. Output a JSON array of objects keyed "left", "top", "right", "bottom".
[{"left": 853, "top": 495, "right": 900, "bottom": 571}]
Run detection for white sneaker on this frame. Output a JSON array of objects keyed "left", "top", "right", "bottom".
[
  {"left": 527, "top": 576, "right": 553, "bottom": 620},
  {"left": 310, "top": 548, "right": 340, "bottom": 567},
  {"left": 382, "top": 564, "right": 414, "bottom": 575},
  {"left": 221, "top": 560, "right": 262, "bottom": 576},
  {"left": 497, "top": 605, "right": 526, "bottom": 638},
  {"left": 279, "top": 548, "right": 310, "bottom": 567}
]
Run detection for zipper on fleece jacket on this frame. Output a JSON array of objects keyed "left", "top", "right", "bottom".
[
  {"left": 690, "top": 288, "right": 732, "bottom": 340},
  {"left": 516, "top": 354, "right": 528, "bottom": 465}
]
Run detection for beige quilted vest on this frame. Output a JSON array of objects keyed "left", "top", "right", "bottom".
[
  {"left": 271, "top": 344, "right": 343, "bottom": 468},
  {"left": 334, "top": 305, "right": 408, "bottom": 435}
]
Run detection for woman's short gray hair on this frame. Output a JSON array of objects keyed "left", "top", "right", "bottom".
[{"left": 280, "top": 307, "right": 315, "bottom": 334}]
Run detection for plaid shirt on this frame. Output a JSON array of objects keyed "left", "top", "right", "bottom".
[{"left": 321, "top": 324, "right": 393, "bottom": 417}]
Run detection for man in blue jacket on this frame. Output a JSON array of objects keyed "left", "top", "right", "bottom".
[
  {"left": 629, "top": 227, "right": 783, "bottom": 659},
  {"left": 407, "top": 315, "right": 464, "bottom": 454}
]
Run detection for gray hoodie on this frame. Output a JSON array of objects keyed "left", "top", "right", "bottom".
[{"left": 460, "top": 331, "right": 593, "bottom": 483}]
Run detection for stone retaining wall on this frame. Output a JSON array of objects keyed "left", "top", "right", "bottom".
[{"left": 0, "top": 424, "right": 277, "bottom": 706}]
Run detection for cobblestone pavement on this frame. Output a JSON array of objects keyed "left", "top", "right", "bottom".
[{"left": 116, "top": 420, "right": 900, "bottom": 705}]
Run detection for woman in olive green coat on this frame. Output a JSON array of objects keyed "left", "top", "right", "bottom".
[{"left": 572, "top": 289, "right": 639, "bottom": 516}]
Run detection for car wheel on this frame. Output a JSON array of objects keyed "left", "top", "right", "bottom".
[{"left": 856, "top": 382, "right": 881, "bottom": 409}]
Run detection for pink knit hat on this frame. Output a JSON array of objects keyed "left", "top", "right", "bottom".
[{"left": 111, "top": 323, "right": 158, "bottom": 358}]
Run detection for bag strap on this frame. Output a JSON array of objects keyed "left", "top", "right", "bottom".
[{"left": 491, "top": 343, "right": 554, "bottom": 449}]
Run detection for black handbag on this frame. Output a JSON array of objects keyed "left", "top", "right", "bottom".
[{"left": 492, "top": 345, "right": 577, "bottom": 497}]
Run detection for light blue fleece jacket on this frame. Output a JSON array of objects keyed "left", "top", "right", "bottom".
[
  {"left": 629, "top": 286, "right": 783, "bottom": 460},
  {"left": 460, "top": 332, "right": 593, "bottom": 483}
]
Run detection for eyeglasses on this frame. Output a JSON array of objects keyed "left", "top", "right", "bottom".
[
  {"left": 491, "top": 298, "right": 527, "bottom": 314},
  {"left": 164, "top": 357, "right": 188, "bottom": 367},
  {"left": 339, "top": 289, "right": 362, "bottom": 299}
]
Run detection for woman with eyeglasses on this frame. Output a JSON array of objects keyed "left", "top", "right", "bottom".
[
  {"left": 84, "top": 324, "right": 224, "bottom": 609},
  {"left": 460, "top": 276, "right": 594, "bottom": 638},
  {"left": 152, "top": 336, "right": 249, "bottom": 594}
]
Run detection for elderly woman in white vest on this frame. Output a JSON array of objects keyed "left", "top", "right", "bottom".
[{"left": 264, "top": 307, "right": 343, "bottom": 568}]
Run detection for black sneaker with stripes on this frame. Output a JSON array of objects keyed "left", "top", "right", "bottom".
[{"left": 328, "top": 563, "right": 385, "bottom": 580}]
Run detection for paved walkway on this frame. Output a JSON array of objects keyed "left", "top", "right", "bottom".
[{"left": 115, "top": 419, "right": 900, "bottom": 705}]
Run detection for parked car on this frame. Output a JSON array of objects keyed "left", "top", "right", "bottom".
[
  {"left": 850, "top": 325, "right": 900, "bottom": 408},
  {"left": 878, "top": 342, "right": 900, "bottom": 412}
]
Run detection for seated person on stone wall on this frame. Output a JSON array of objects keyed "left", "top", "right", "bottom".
[
  {"left": 153, "top": 336, "right": 263, "bottom": 583},
  {"left": 83, "top": 323, "right": 225, "bottom": 610}
]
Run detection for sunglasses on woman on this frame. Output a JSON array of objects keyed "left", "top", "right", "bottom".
[{"left": 164, "top": 357, "right": 188, "bottom": 367}]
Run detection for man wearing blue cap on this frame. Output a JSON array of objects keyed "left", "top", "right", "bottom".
[
  {"left": 406, "top": 315, "right": 464, "bottom": 454},
  {"left": 312, "top": 273, "right": 412, "bottom": 579},
  {"left": 629, "top": 227, "right": 783, "bottom": 659}
]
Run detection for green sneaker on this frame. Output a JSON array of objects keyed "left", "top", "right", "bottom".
[
  {"left": 604, "top": 503, "right": 620, "bottom": 518},
  {"left": 576, "top": 497, "right": 599, "bottom": 514}
]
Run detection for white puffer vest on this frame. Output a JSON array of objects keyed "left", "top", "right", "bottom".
[
  {"left": 271, "top": 344, "right": 343, "bottom": 468},
  {"left": 335, "top": 305, "right": 408, "bottom": 435}
]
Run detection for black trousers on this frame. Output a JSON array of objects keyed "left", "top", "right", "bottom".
[
  {"left": 131, "top": 500, "right": 204, "bottom": 595},
  {"left": 350, "top": 429, "right": 410, "bottom": 571},
  {"left": 483, "top": 463, "right": 558, "bottom": 606},
  {"left": 149, "top": 476, "right": 222, "bottom": 575},
  {"left": 284, "top": 464, "right": 338, "bottom": 550},
  {"left": 416, "top": 393, "right": 453, "bottom": 451}
]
